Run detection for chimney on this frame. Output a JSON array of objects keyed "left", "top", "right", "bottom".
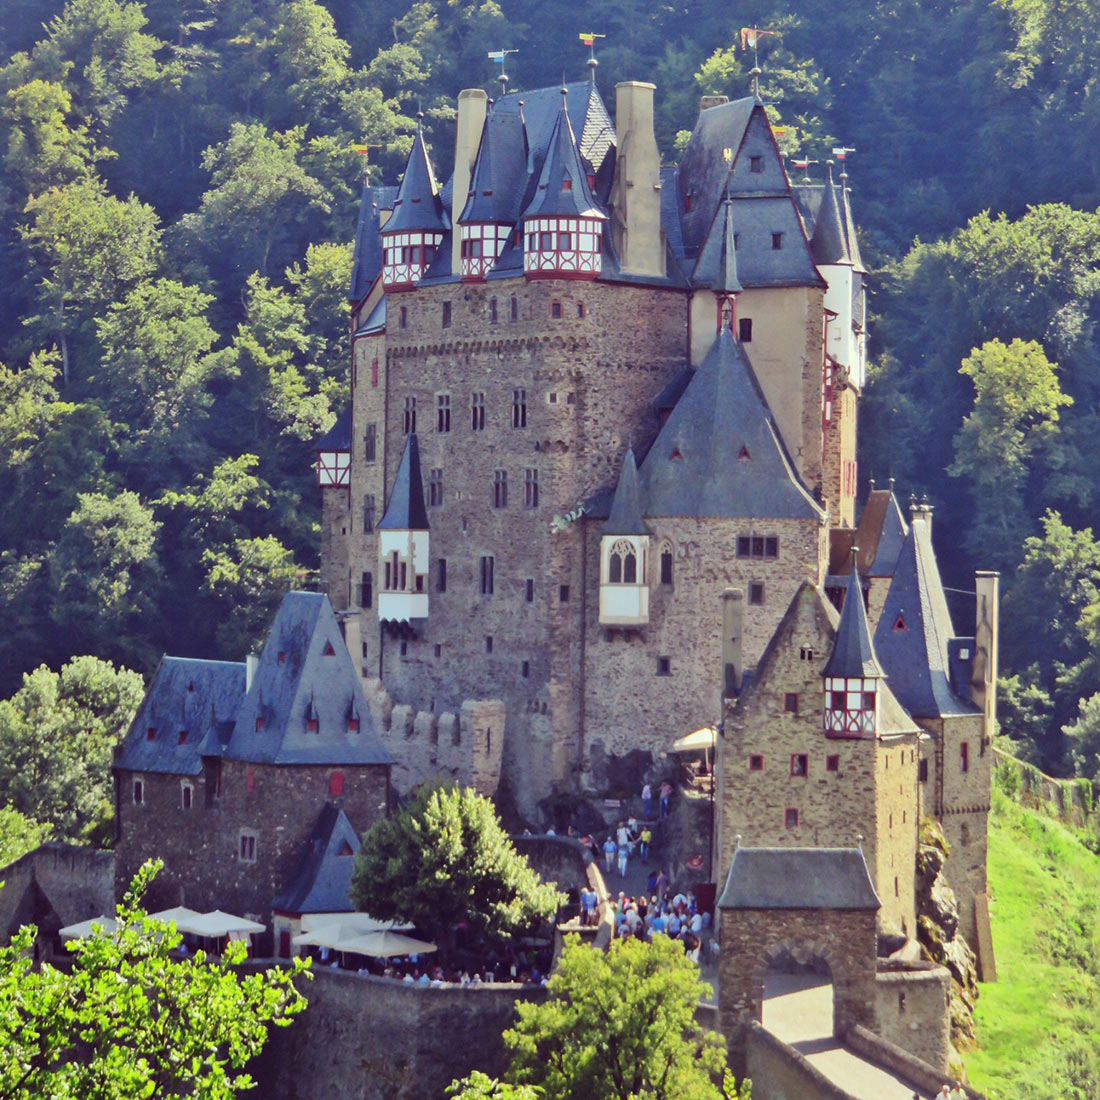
[
  {"left": 451, "top": 88, "right": 488, "bottom": 273},
  {"left": 722, "top": 587, "right": 744, "bottom": 699},
  {"left": 245, "top": 653, "right": 259, "bottom": 692},
  {"left": 970, "top": 571, "right": 999, "bottom": 742},
  {"left": 700, "top": 94, "right": 729, "bottom": 111},
  {"left": 611, "top": 81, "right": 664, "bottom": 278}
]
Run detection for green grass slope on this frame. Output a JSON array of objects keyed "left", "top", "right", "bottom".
[{"left": 965, "top": 790, "right": 1100, "bottom": 1100}]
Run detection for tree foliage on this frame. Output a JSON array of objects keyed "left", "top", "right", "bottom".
[
  {"left": 502, "top": 935, "right": 730, "bottom": 1100},
  {"left": 0, "top": 860, "right": 309, "bottom": 1100},
  {"left": 350, "top": 784, "right": 562, "bottom": 957}
]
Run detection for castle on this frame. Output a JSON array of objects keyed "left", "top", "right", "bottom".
[{"left": 99, "top": 67, "right": 998, "bottom": 1089}]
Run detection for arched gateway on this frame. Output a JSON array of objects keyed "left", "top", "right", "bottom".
[{"left": 716, "top": 846, "right": 881, "bottom": 1047}]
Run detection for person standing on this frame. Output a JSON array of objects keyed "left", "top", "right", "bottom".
[
  {"left": 617, "top": 839, "right": 629, "bottom": 878},
  {"left": 659, "top": 780, "right": 672, "bottom": 818},
  {"left": 603, "top": 836, "right": 616, "bottom": 873},
  {"left": 641, "top": 782, "right": 653, "bottom": 818},
  {"left": 655, "top": 869, "right": 668, "bottom": 902},
  {"left": 639, "top": 825, "right": 652, "bottom": 861}
]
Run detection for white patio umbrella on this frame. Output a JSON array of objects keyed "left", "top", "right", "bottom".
[
  {"left": 670, "top": 726, "right": 715, "bottom": 754},
  {"left": 336, "top": 930, "right": 437, "bottom": 958},
  {"left": 176, "top": 910, "right": 265, "bottom": 938},
  {"left": 148, "top": 906, "right": 202, "bottom": 926},
  {"left": 299, "top": 912, "right": 413, "bottom": 936},
  {"left": 59, "top": 914, "right": 116, "bottom": 941}
]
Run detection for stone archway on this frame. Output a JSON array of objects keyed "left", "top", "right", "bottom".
[{"left": 756, "top": 938, "right": 840, "bottom": 1044}]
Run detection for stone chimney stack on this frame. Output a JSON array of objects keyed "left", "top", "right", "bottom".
[
  {"left": 451, "top": 88, "right": 488, "bottom": 272},
  {"left": 722, "top": 587, "right": 744, "bottom": 700},
  {"left": 971, "top": 571, "right": 999, "bottom": 742},
  {"left": 611, "top": 81, "right": 663, "bottom": 277},
  {"left": 700, "top": 94, "right": 729, "bottom": 111},
  {"left": 245, "top": 653, "right": 259, "bottom": 692}
]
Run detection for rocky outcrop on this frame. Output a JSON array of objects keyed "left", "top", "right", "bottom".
[{"left": 916, "top": 819, "right": 980, "bottom": 1068}]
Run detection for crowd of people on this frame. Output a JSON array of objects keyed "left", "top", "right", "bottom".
[
  {"left": 608, "top": 885, "right": 712, "bottom": 960},
  {"left": 306, "top": 943, "right": 553, "bottom": 987}
]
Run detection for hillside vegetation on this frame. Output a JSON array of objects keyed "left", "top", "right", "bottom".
[{"left": 967, "top": 789, "right": 1100, "bottom": 1099}]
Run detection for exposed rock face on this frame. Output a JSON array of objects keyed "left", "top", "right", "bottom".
[{"left": 916, "top": 819, "right": 980, "bottom": 1059}]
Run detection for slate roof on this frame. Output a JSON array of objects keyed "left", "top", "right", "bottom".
[
  {"left": 354, "top": 297, "right": 386, "bottom": 336},
  {"left": 521, "top": 92, "right": 606, "bottom": 221},
  {"left": 603, "top": 447, "right": 649, "bottom": 536},
  {"left": 273, "top": 804, "right": 360, "bottom": 914},
  {"left": 693, "top": 195, "right": 742, "bottom": 293},
  {"left": 459, "top": 109, "right": 529, "bottom": 225},
  {"left": 348, "top": 184, "right": 398, "bottom": 303},
  {"left": 637, "top": 327, "right": 824, "bottom": 520},
  {"left": 822, "top": 562, "right": 884, "bottom": 680},
  {"left": 717, "top": 846, "right": 881, "bottom": 910},
  {"left": 839, "top": 174, "right": 866, "bottom": 273},
  {"left": 378, "top": 433, "right": 429, "bottom": 532},
  {"left": 873, "top": 513, "right": 979, "bottom": 718},
  {"left": 115, "top": 658, "right": 245, "bottom": 776},
  {"left": 808, "top": 164, "right": 852, "bottom": 266},
  {"left": 314, "top": 406, "right": 351, "bottom": 453},
  {"left": 218, "top": 592, "right": 392, "bottom": 766},
  {"left": 381, "top": 126, "right": 447, "bottom": 235},
  {"left": 651, "top": 366, "right": 694, "bottom": 412}
]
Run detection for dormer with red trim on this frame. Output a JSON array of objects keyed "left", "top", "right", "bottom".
[
  {"left": 522, "top": 88, "right": 606, "bottom": 279},
  {"left": 380, "top": 119, "right": 446, "bottom": 290}
]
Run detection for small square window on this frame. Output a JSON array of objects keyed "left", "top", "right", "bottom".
[
  {"left": 329, "top": 771, "right": 343, "bottom": 796},
  {"left": 239, "top": 831, "right": 257, "bottom": 863},
  {"left": 442, "top": 301, "right": 452, "bottom": 328},
  {"left": 750, "top": 155, "right": 764, "bottom": 173},
  {"left": 178, "top": 729, "right": 187, "bottom": 745},
  {"left": 551, "top": 300, "right": 562, "bottom": 319},
  {"left": 434, "top": 644, "right": 442, "bottom": 657},
  {"left": 510, "top": 296, "right": 518, "bottom": 322},
  {"left": 961, "top": 742, "right": 969, "bottom": 773},
  {"left": 399, "top": 306, "right": 408, "bottom": 329},
  {"left": 739, "top": 317, "right": 753, "bottom": 343},
  {"left": 559, "top": 585, "right": 569, "bottom": 603},
  {"left": 749, "top": 582, "right": 765, "bottom": 606},
  {"left": 277, "top": 650, "right": 287, "bottom": 665},
  {"left": 371, "top": 357, "right": 379, "bottom": 387},
  {"left": 771, "top": 232, "right": 783, "bottom": 250},
  {"left": 657, "top": 656, "right": 671, "bottom": 676},
  {"left": 347, "top": 717, "right": 359, "bottom": 732},
  {"left": 736, "top": 536, "right": 751, "bottom": 558},
  {"left": 576, "top": 302, "right": 585, "bottom": 319},
  {"left": 800, "top": 646, "right": 815, "bottom": 661},
  {"left": 521, "top": 660, "right": 530, "bottom": 678},
  {"left": 246, "top": 770, "right": 255, "bottom": 792},
  {"left": 749, "top": 755, "right": 763, "bottom": 772},
  {"left": 255, "top": 716, "right": 264, "bottom": 732},
  {"left": 133, "top": 779, "right": 144, "bottom": 805},
  {"left": 919, "top": 759, "right": 929, "bottom": 783},
  {"left": 486, "top": 636, "right": 493, "bottom": 654},
  {"left": 489, "top": 298, "right": 498, "bottom": 324},
  {"left": 764, "top": 536, "right": 778, "bottom": 559},
  {"left": 146, "top": 726, "right": 156, "bottom": 742},
  {"left": 400, "top": 640, "right": 408, "bottom": 657},
  {"left": 525, "top": 578, "right": 534, "bottom": 603},
  {"left": 826, "top": 754, "right": 840, "bottom": 772},
  {"left": 790, "top": 754, "right": 808, "bottom": 777},
  {"left": 785, "top": 808, "right": 799, "bottom": 828},
  {"left": 784, "top": 693, "right": 799, "bottom": 714},
  {"left": 437, "top": 558, "right": 447, "bottom": 592},
  {"left": 181, "top": 783, "right": 193, "bottom": 810}
]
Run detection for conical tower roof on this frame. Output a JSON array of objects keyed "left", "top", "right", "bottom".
[
  {"left": 839, "top": 172, "right": 866, "bottom": 273},
  {"left": 383, "top": 125, "right": 446, "bottom": 234},
  {"left": 459, "top": 109, "right": 529, "bottom": 225},
  {"left": 603, "top": 447, "right": 649, "bottom": 535},
  {"left": 713, "top": 195, "right": 743, "bottom": 293},
  {"left": 378, "top": 434, "right": 429, "bottom": 531},
  {"left": 522, "top": 90, "right": 606, "bottom": 221},
  {"left": 809, "top": 163, "right": 852, "bottom": 267},
  {"left": 822, "top": 559, "right": 883, "bottom": 679},
  {"left": 637, "top": 327, "right": 823, "bottom": 520}
]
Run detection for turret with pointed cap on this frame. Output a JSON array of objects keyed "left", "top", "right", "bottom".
[
  {"left": 809, "top": 163, "right": 853, "bottom": 268},
  {"left": 823, "top": 555, "right": 884, "bottom": 737},
  {"left": 377, "top": 434, "right": 430, "bottom": 623},
  {"left": 380, "top": 120, "right": 446, "bottom": 289},
  {"left": 523, "top": 87, "right": 606, "bottom": 278},
  {"left": 600, "top": 447, "right": 651, "bottom": 625}
]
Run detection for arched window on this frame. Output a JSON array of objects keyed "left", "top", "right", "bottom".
[
  {"left": 659, "top": 543, "right": 673, "bottom": 585},
  {"left": 610, "top": 540, "right": 637, "bottom": 585}
]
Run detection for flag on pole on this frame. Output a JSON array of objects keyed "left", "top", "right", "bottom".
[
  {"left": 487, "top": 50, "right": 507, "bottom": 63},
  {"left": 792, "top": 159, "right": 809, "bottom": 169},
  {"left": 832, "top": 146, "right": 856, "bottom": 160},
  {"left": 740, "top": 27, "right": 777, "bottom": 50},
  {"left": 579, "top": 32, "right": 605, "bottom": 45},
  {"left": 772, "top": 126, "right": 787, "bottom": 137}
]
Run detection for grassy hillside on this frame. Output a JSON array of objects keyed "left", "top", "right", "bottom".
[{"left": 965, "top": 790, "right": 1100, "bottom": 1099}]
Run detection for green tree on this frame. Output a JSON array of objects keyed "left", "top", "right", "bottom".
[
  {"left": 0, "top": 860, "right": 308, "bottom": 1099},
  {"left": 92, "top": 277, "right": 229, "bottom": 480},
  {"left": 350, "top": 784, "right": 562, "bottom": 959},
  {"left": 949, "top": 338, "right": 1072, "bottom": 566},
  {"left": 0, "top": 655, "right": 143, "bottom": 840},
  {"left": 20, "top": 175, "right": 160, "bottom": 384},
  {"left": 504, "top": 935, "right": 729, "bottom": 1100},
  {"left": 0, "top": 805, "right": 51, "bottom": 867}
]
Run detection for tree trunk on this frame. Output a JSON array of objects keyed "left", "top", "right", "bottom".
[{"left": 60, "top": 333, "right": 70, "bottom": 387}]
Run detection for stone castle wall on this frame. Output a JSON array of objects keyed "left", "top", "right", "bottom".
[
  {"left": 0, "top": 844, "right": 115, "bottom": 940},
  {"left": 873, "top": 962, "right": 951, "bottom": 1073}
]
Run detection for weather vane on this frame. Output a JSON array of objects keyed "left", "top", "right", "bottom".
[
  {"left": 739, "top": 26, "right": 779, "bottom": 99},
  {"left": 791, "top": 156, "right": 819, "bottom": 184},
  {"left": 579, "top": 32, "right": 605, "bottom": 83},
  {"left": 487, "top": 49, "right": 518, "bottom": 96}
]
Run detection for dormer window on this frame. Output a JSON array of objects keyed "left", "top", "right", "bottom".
[
  {"left": 347, "top": 717, "right": 360, "bottom": 733},
  {"left": 146, "top": 726, "right": 156, "bottom": 741},
  {"left": 178, "top": 730, "right": 187, "bottom": 745},
  {"left": 772, "top": 232, "right": 783, "bottom": 250},
  {"left": 323, "top": 641, "right": 335, "bottom": 657},
  {"left": 750, "top": 156, "right": 764, "bottom": 173},
  {"left": 307, "top": 717, "right": 318, "bottom": 733},
  {"left": 277, "top": 651, "right": 286, "bottom": 665},
  {"left": 255, "top": 716, "right": 264, "bottom": 732},
  {"left": 562, "top": 178, "right": 572, "bottom": 191}
]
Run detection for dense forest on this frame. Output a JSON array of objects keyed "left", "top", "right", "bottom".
[{"left": 3, "top": 0, "right": 1100, "bottom": 843}]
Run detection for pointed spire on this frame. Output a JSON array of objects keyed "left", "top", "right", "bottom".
[
  {"left": 522, "top": 89, "right": 606, "bottom": 221},
  {"left": 382, "top": 124, "right": 446, "bottom": 234},
  {"left": 459, "top": 108, "right": 529, "bottom": 225},
  {"left": 714, "top": 195, "right": 743, "bottom": 295},
  {"left": 604, "top": 447, "right": 649, "bottom": 535},
  {"left": 378, "top": 434, "right": 429, "bottom": 532},
  {"left": 822, "top": 554, "right": 883, "bottom": 679},
  {"left": 808, "top": 161, "right": 852, "bottom": 267}
]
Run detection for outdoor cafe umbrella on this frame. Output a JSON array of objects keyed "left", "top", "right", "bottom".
[
  {"left": 174, "top": 910, "right": 265, "bottom": 938},
  {"left": 59, "top": 914, "right": 116, "bottom": 941},
  {"left": 336, "top": 930, "right": 437, "bottom": 958},
  {"left": 148, "top": 906, "right": 201, "bottom": 926},
  {"left": 294, "top": 913, "right": 414, "bottom": 947}
]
